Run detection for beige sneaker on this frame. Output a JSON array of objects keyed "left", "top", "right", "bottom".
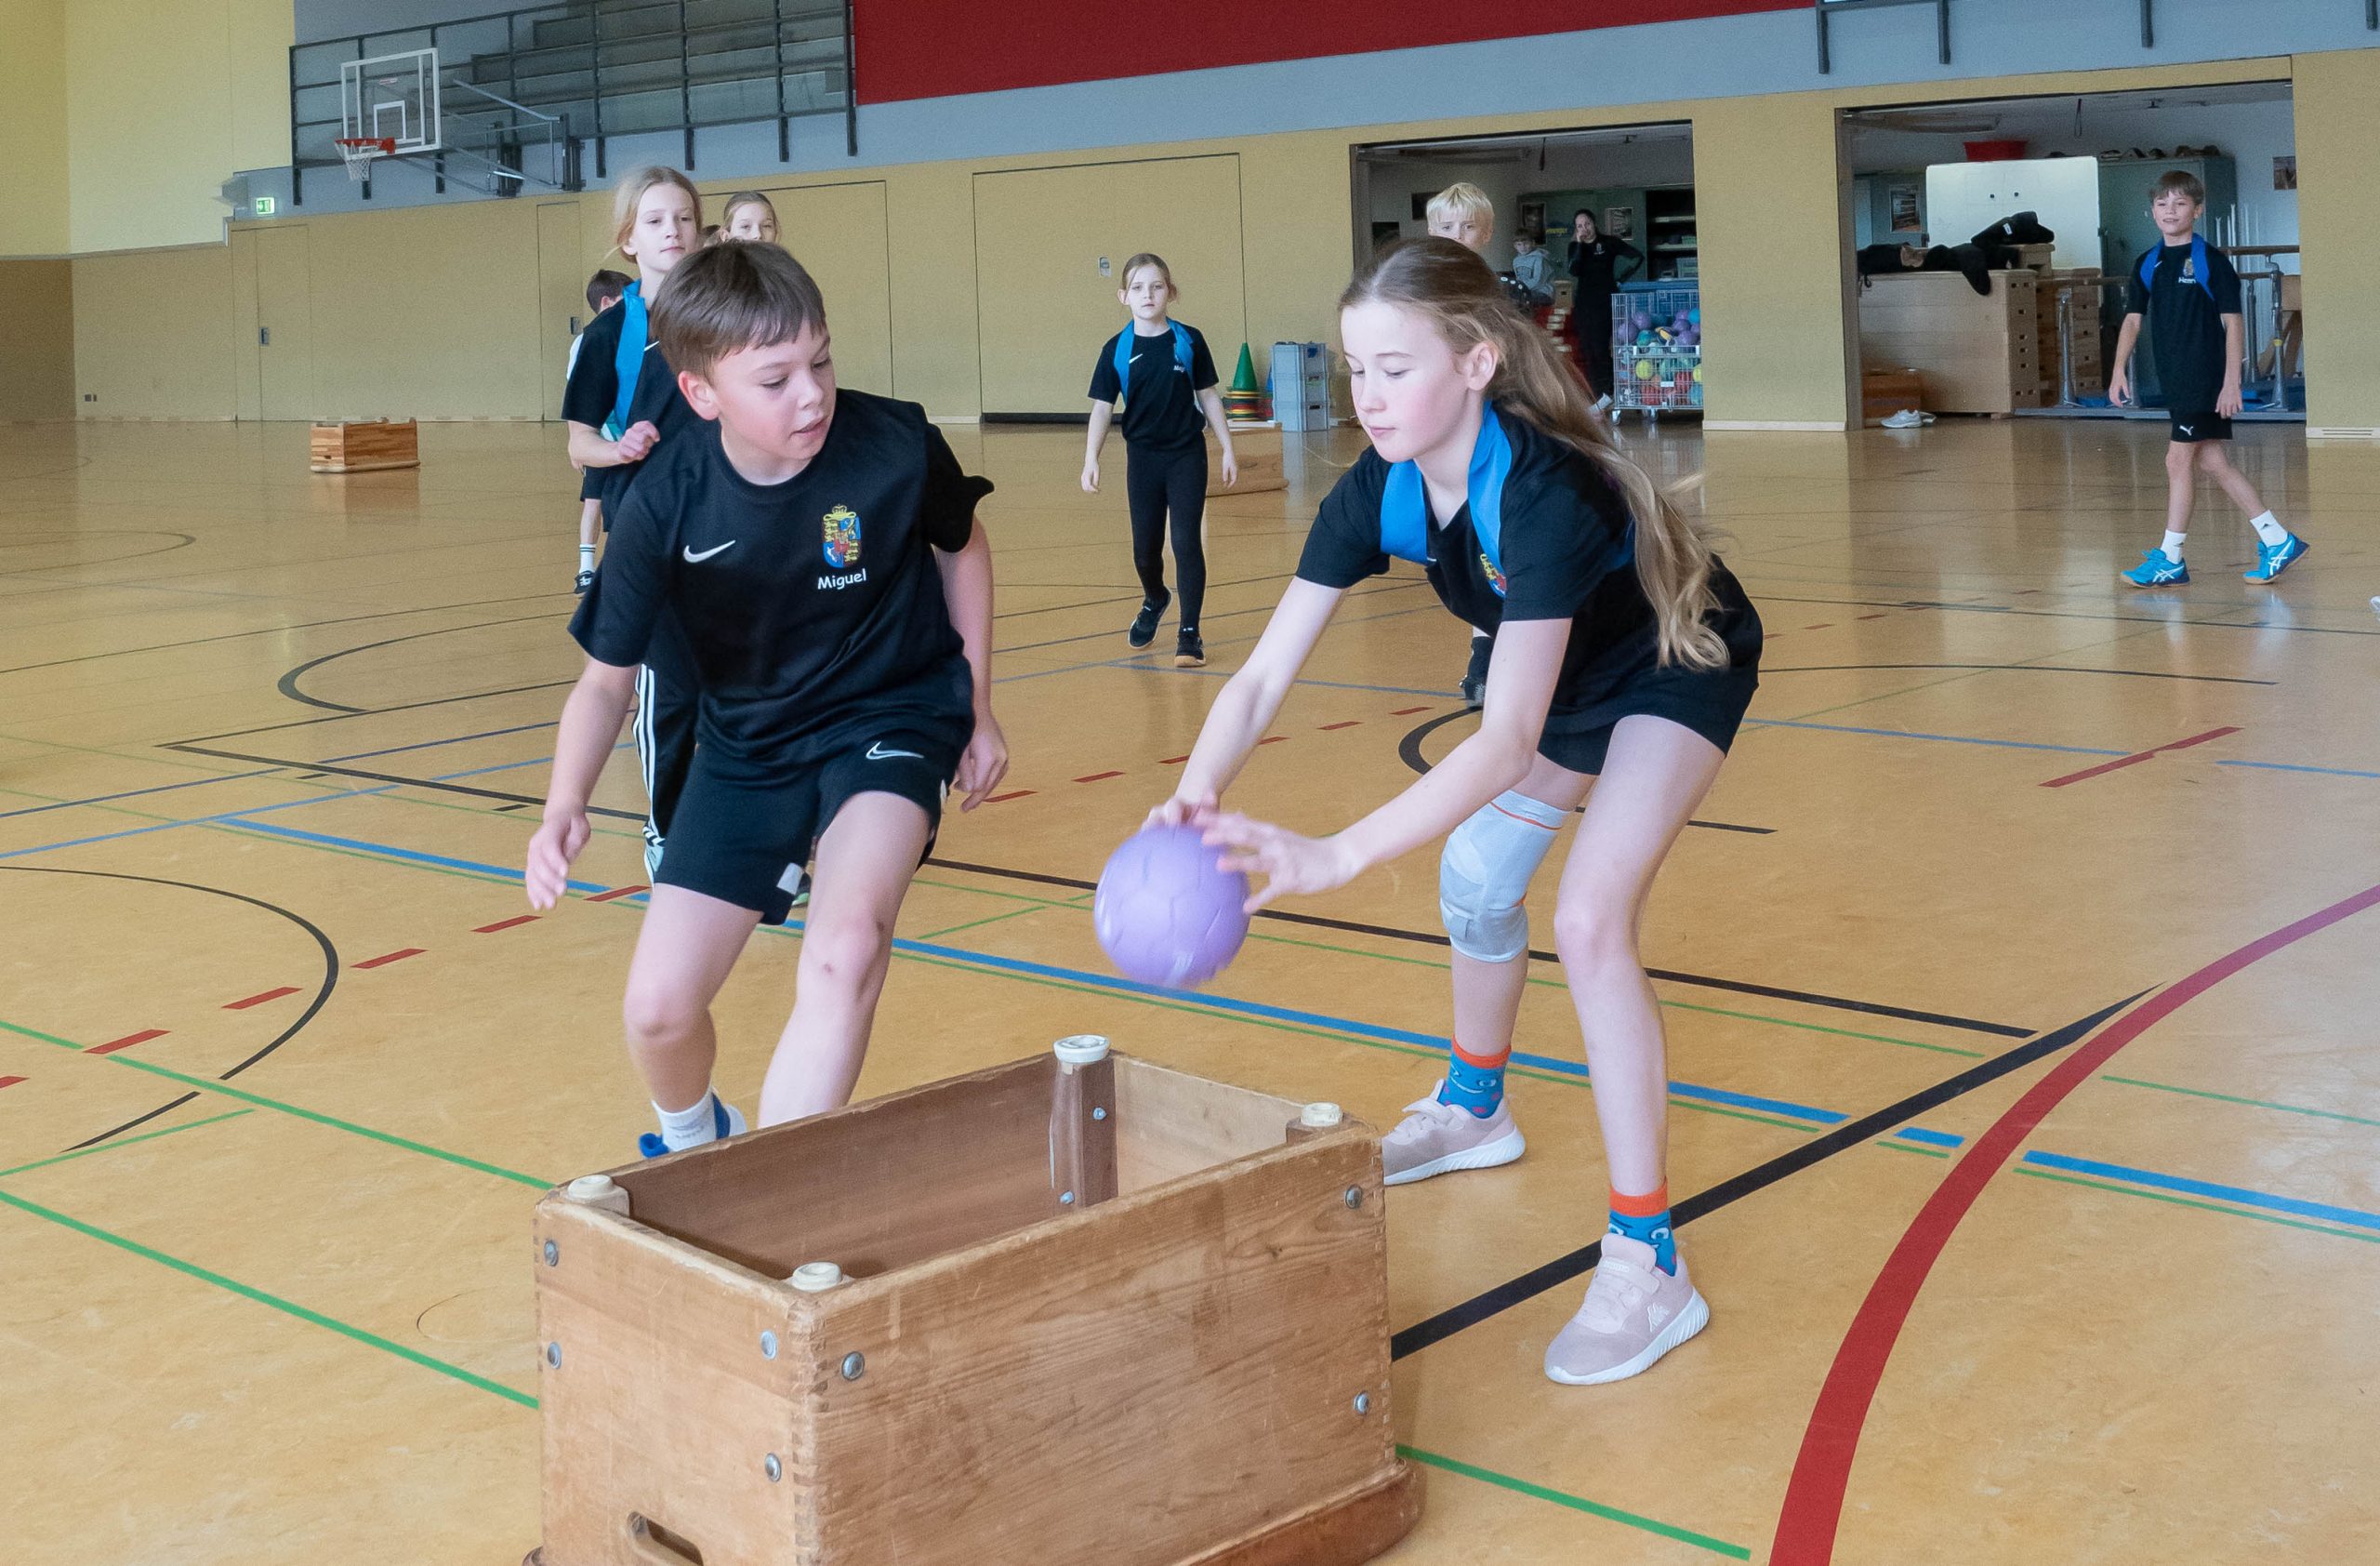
[
  {"left": 1543, "top": 1234, "right": 1709, "bottom": 1385},
  {"left": 1381, "top": 1086, "right": 1526, "bottom": 1187}
]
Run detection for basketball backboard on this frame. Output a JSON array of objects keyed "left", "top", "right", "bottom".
[{"left": 340, "top": 48, "right": 442, "bottom": 155}]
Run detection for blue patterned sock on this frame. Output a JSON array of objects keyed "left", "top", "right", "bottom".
[
  {"left": 1436, "top": 1040, "right": 1509, "bottom": 1119},
  {"left": 1607, "top": 1185, "right": 1676, "bottom": 1274}
]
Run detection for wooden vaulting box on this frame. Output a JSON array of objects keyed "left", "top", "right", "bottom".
[{"left": 524, "top": 1042, "right": 1418, "bottom": 1566}]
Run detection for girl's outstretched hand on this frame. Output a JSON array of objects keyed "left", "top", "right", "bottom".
[
  {"left": 1200, "top": 812, "right": 1361, "bottom": 912},
  {"left": 1144, "top": 790, "right": 1218, "bottom": 830}
]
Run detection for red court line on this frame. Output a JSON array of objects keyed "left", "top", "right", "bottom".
[
  {"left": 474, "top": 914, "right": 539, "bottom": 934},
  {"left": 1768, "top": 877, "right": 2380, "bottom": 1566},
  {"left": 353, "top": 948, "right": 425, "bottom": 970},
  {"left": 1159, "top": 755, "right": 1189, "bottom": 766},
  {"left": 1857, "top": 613, "right": 1890, "bottom": 620},
  {"left": 2041, "top": 725, "right": 2241, "bottom": 789},
  {"left": 1390, "top": 706, "right": 1432, "bottom": 716},
  {"left": 0, "top": 1076, "right": 24, "bottom": 1090},
  {"left": 985, "top": 790, "right": 1036, "bottom": 803},
  {"left": 1073, "top": 770, "right": 1125, "bottom": 783},
  {"left": 586, "top": 884, "right": 648, "bottom": 903},
  {"left": 1319, "top": 721, "right": 1362, "bottom": 731},
  {"left": 86, "top": 1029, "right": 169, "bottom": 1056},
  {"left": 1257, "top": 736, "right": 1288, "bottom": 746},
  {"left": 1803, "top": 623, "right": 1834, "bottom": 630},
  {"left": 223, "top": 988, "right": 300, "bottom": 1011}
]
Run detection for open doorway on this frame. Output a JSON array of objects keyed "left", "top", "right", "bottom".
[
  {"left": 1841, "top": 81, "right": 2300, "bottom": 427},
  {"left": 1351, "top": 123, "right": 1703, "bottom": 423}
]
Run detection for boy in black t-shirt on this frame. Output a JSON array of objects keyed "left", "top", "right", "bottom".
[
  {"left": 1082, "top": 253, "right": 1236, "bottom": 669},
  {"left": 529, "top": 241, "right": 1007, "bottom": 1153},
  {"left": 2111, "top": 170, "right": 2307, "bottom": 587}
]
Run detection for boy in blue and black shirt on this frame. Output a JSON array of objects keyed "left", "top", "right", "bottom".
[{"left": 2111, "top": 169, "right": 2307, "bottom": 587}]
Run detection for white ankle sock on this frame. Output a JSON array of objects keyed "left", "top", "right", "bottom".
[
  {"left": 2161, "top": 531, "right": 2188, "bottom": 562},
  {"left": 2248, "top": 511, "right": 2287, "bottom": 547},
  {"left": 654, "top": 1091, "right": 721, "bottom": 1151},
  {"left": 578, "top": 544, "right": 596, "bottom": 567}
]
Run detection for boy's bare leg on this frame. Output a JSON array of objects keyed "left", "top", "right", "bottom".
[
  {"left": 2162, "top": 440, "right": 2200, "bottom": 537},
  {"left": 2197, "top": 442, "right": 2268, "bottom": 519},
  {"left": 758, "top": 790, "right": 933, "bottom": 1125},
  {"left": 620, "top": 885, "right": 763, "bottom": 1110}
]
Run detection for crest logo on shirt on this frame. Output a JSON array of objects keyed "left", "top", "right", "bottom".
[
  {"left": 2180, "top": 259, "right": 2197, "bottom": 284},
  {"left": 823, "top": 505, "right": 862, "bottom": 569},
  {"left": 1479, "top": 551, "right": 1508, "bottom": 598}
]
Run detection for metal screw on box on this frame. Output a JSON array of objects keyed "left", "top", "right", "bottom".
[
  {"left": 760, "top": 1332, "right": 778, "bottom": 1360},
  {"left": 764, "top": 1453, "right": 782, "bottom": 1482},
  {"left": 1354, "top": 1393, "right": 1372, "bottom": 1415},
  {"left": 545, "top": 1343, "right": 562, "bottom": 1368},
  {"left": 841, "top": 1352, "right": 866, "bottom": 1381},
  {"left": 542, "top": 1240, "right": 558, "bottom": 1267},
  {"left": 1344, "top": 1187, "right": 1364, "bottom": 1210}
]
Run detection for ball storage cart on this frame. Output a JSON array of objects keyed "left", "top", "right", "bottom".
[{"left": 1610, "top": 284, "right": 1703, "bottom": 422}]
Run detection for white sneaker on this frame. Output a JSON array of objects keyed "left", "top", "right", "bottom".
[
  {"left": 1880, "top": 408, "right": 1932, "bottom": 429},
  {"left": 1381, "top": 1087, "right": 1526, "bottom": 1186},
  {"left": 1543, "top": 1234, "right": 1709, "bottom": 1385}
]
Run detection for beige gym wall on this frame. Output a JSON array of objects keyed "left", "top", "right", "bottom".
[
  {"left": 2291, "top": 47, "right": 2380, "bottom": 436},
  {"left": 0, "top": 0, "right": 69, "bottom": 258},
  {"left": 64, "top": 49, "right": 2354, "bottom": 436},
  {"left": 0, "top": 262, "right": 75, "bottom": 420}
]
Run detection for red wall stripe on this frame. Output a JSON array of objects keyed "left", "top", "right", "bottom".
[{"left": 852, "top": 1, "right": 1797, "bottom": 103}]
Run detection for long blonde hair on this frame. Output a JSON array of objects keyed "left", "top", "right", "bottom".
[
  {"left": 610, "top": 165, "right": 702, "bottom": 255},
  {"left": 1342, "top": 237, "right": 1726, "bottom": 670}
]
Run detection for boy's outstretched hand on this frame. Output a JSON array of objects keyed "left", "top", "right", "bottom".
[
  {"left": 955, "top": 712, "right": 1010, "bottom": 811},
  {"left": 525, "top": 811, "right": 590, "bottom": 909},
  {"left": 1201, "top": 812, "right": 1361, "bottom": 912}
]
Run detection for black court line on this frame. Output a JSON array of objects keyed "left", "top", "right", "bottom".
[
  {"left": 0, "top": 591, "right": 574, "bottom": 677},
  {"left": 172, "top": 681, "right": 576, "bottom": 746},
  {"left": 274, "top": 615, "right": 568, "bottom": 713},
  {"left": 1388, "top": 990, "right": 2143, "bottom": 1360},
  {"left": 1, "top": 866, "right": 343, "bottom": 1151},
  {"left": 1395, "top": 709, "right": 1778, "bottom": 838},
  {"left": 921, "top": 856, "right": 2030, "bottom": 1038},
  {"left": 0, "top": 530, "right": 198, "bottom": 577},
  {"left": 162, "top": 743, "right": 645, "bottom": 821}
]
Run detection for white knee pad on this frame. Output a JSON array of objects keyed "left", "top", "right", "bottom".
[{"left": 1439, "top": 790, "right": 1567, "bottom": 962}]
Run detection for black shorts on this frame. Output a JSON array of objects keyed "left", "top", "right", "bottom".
[
  {"left": 580, "top": 467, "right": 604, "bottom": 503},
  {"left": 652, "top": 709, "right": 970, "bottom": 925},
  {"left": 1535, "top": 594, "right": 1764, "bottom": 776},
  {"left": 2169, "top": 411, "right": 2231, "bottom": 444}
]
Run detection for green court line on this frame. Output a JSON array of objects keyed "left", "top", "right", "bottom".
[
  {"left": 1398, "top": 1445, "right": 1750, "bottom": 1559},
  {"left": 0, "top": 1108, "right": 255, "bottom": 1179},
  {"left": 2015, "top": 1168, "right": 2380, "bottom": 1246},
  {"left": 914, "top": 904, "right": 1048, "bottom": 942},
  {"left": 0, "top": 1188, "right": 539, "bottom": 1408},
  {"left": 0, "top": 1017, "right": 551, "bottom": 1189},
  {"left": 2102, "top": 1075, "right": 2380, "bottom": 1131},
  {"left": 1874, "top": 1138, "right": 1950, "bottom": 1160}
]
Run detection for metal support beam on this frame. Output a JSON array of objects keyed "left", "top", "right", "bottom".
[
  {"left": 1813, "top": 0, "right": 1952, "bottom": 76},
  {"left": 2142, "top": 0, "right": 2155, "bottom": 46}
]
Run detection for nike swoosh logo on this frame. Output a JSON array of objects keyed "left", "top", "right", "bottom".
[
  {"left": 681, "top": 541, "right": 736, "bottom": 563},
  {"left": 865, "top": 742, "right": 923, "bottom": 762}
]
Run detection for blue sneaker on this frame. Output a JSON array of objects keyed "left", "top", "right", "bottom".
[
  {"left": 2120, "top": 548, "right": 2188, "bottom": 588},
  {"left": 2243, "top": 532, "right": 2308, "bottom": 584},
  {"left": 637, "top": 1094, "right": 747, "bottom": 1159}
]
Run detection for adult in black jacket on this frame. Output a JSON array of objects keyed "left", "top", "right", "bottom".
[{"left": 1567, "top": 209, "right": 1643, "bottom": 402}]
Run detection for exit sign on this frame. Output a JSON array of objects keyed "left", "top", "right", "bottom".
[{"left": 254, "top": 195, "right": 277, "bottom": 217}]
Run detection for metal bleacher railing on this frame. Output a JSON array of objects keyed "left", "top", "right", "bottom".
[{"left": 288, "top": 0, "right": 854, "bottom": 204}]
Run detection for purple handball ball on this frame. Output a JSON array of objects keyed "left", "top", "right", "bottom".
[
  {"left": 1093, "top": 824, "right": 1250, "bottom": 988},
  {"left": 1632, "top": 312, "right": 1653, "bottom": 332}
]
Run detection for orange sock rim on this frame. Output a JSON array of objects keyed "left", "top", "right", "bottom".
[
  {"left": 1608, "top": 1184, "right": 1671, "bottom": 1218},
  {"left": 1449, "top": 1039, "right": 1512, "bottom": 1069}
]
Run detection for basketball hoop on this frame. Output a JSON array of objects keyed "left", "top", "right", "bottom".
[{"left": 335, "top": 137, "right": 396, "bottom": 181}]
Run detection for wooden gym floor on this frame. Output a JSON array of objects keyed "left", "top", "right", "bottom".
[{"left": 4, "top": 414, "right": 2376, "bottom": 1564}]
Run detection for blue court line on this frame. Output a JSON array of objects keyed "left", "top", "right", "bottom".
[
  {"left": 1742, "top": 719, "right": 2129, "bottom": 757},
  {"left": 0, "top": 781, "right": 398, "bottom": 862},
  {"left": 0, "top": 768, "right": 282, "bottom": 821},
  {"left": 228, "top": 818, "right": 607, "bottom": 896},
  {"left": 324, "top": 721, "right": 557, "bottom": 763},
  {"left": 2216, "top": 759, "right": 2380, "bottom": 780},
  {"left": 1894, "top": 1125, "right": 1965, "bottom": 1148},
  {"left": 2024, "top": 1150, "right": 2380, "bottom": 1232}
]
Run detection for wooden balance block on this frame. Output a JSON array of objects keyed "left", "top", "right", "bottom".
[
  {"left": 309, "top": 418, "right": 419, "bottom": 472},
  {"left": 524, "top": 1037, "right": 1418, "bottom": 1566},
  {"left": 1219, "top": 425, "right": 1289, "bottom": 495}
]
